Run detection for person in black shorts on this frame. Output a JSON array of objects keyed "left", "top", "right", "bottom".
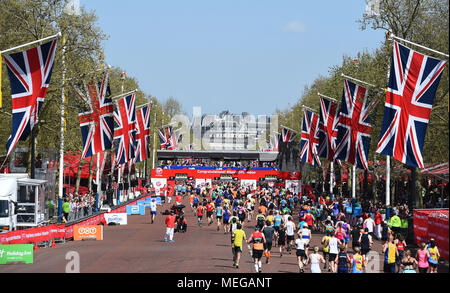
[
  {"left": 277, "top": 223, "right": 287, "bottom": 257},
  {"left": 262, "top": 220, "right": 275, "bottom": 264}
]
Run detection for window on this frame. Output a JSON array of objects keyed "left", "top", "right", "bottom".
[{"left": 0, "top": 200, "right": 8, "bottom": 218}]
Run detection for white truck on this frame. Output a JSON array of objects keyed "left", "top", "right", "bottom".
[{"left": 0, "top": 174, "right": 48, "bottom": 233}]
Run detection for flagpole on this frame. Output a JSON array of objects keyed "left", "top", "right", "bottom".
[
  {"left": 318, "top": 92, "right": 338, "bottom": 103},
  {"left": 0, "top": 32, "right": 61, "bottom": 55},
  {"left": 386, "top": 156, "right": 390, "bottom": 207},
  {"left": 111, "top": 89, "right": 138, "bottom": 101},
  {"left": 58, "top": 32, "right": 67, "bottom": 220},
  {"left": 330, "top": 162, "right": 334, "bottom": 194},
  {"left": 340, "top": 73, "right": 386, "bottom": 93},
  {"left": 352, "top": 165, "right": 356, "bottom": 199},
  {"left": 389, "top": 32, "right": 449, "bottom": 59},
  {"left": 300, "top": 105, "right": 318, "bottom": 113}
]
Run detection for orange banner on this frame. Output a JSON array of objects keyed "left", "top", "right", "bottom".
[{"left": 73, "top": 225, "right": 103, "bottom": 241}]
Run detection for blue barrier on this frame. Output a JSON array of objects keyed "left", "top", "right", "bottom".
[{"left": 126, "top": 205, "right": 145, "bottom": 215}]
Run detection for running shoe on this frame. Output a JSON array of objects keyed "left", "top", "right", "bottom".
[
  {"left": 169, "top": 240, "right": 175, "bottom": 242},
  {"left": 259, "top": 269, "right": 262, "bottom": 273},
  {"left": 164, "top": 239, "right": 168, "bottom": 242}
]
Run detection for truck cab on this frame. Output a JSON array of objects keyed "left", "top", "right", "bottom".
[{"left": 0, "top": 174, "right": 48, "bottom": 233}]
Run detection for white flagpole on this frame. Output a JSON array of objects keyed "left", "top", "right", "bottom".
[
  {"left": 96, "top": 152, "right": 100, "bottom": 195},
  {"left": 1, "top": 32, "right": 61, "bottom": 55},
  {"left": 386, "top": 156, "right": 390, "bottom": 207},
  {"left": 318, "top": 92, "right": 338, "bottom": 103},
  {"left": 341, "top": 73, "right": 386, "bottom": 92},
  {"left": 352, "top": 165, "right": 356, "bottom": 199},
  {"left": 58, "top": 33, "right": 66, "bottom": 205},
  {"left": 330, "top": 162, "right": 334, "bottom": 194},
  {"left": 111, "top": 89, "right": 138, "bottom": 101},
  {"left": 389, "top": 33, "right": 449, "bottom": 59}
]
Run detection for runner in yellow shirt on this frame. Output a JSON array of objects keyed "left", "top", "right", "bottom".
[{"left": 232, "top": 223, "right": 247, "bottom": 269}]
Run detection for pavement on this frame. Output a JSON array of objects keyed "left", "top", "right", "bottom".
[{"left": 0, "top": 195, "right": 447, "bottom": 273}]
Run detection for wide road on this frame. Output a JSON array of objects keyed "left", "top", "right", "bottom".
[{"left": 0, "top": 195, "right": 446, "bottom": 273}]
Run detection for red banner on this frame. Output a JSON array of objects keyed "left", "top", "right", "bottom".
[
  {"left": 413, "top": 209, "right": 449, "bottom": 261},
  {"left": 0, "top": 224, "right": 68, "bottom": 245}
]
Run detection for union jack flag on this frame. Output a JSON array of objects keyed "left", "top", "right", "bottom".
[
  {"left": 270, "top": 133, "right": 280, "bottom": 151},
  {"left": 318, "top": 97, "right": 341, "bottom": 165},
  {"left": 334, "top": 80, "right": 378, "bottom": 170},
  {"left": 134, "top": 105, "right": 151, "bottom": 163},
  {"left": 159, "top": 126, "right": 173, "bottom": 150},
  {"left": 300, "top": 109, "right": 321, "bottom": 167},
  {"left": 281, "top": 127, "right": 296, "bottom": 143},
  {"left": 74, "top": 73, "right": 114, "bottom": 159},
  {"left": 376, "top": 41, "right": 447, "bottom": 168},
  {"left": 170, "top": 128, "right": 182, "bottom": 150},
  {"left": 3, "top": 39, "right": 58, "bottom": 156},
  {"left": 113, "top": 93, "right": 137, "bottom": 165}
]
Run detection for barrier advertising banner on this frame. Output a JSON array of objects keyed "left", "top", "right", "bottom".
[
  {"left": 104, "top": 213, "right": 128, "bottom": 225},
  {"left": 0, "top": 244, "right": 33, "bottom": 264},
  {"left": 285, "top": 180, "right": 301, "bottom": 194},
  {"left": 73, "top": 225, "right": 103, "bottom": 241},
  {"left": 151, "top": 178, "right": 167, "bottom": 195},
  {"left": 240, "top": 180, "right": 257, "bottom": 190},
  {"left": 126, "top": 205, "right": 145, "bottom": 215}
]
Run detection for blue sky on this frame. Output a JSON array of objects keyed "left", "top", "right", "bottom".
[{"left": 82, "top": 0, "right": 384, "bottom": 116}]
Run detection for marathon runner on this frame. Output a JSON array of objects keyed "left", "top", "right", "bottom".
[{"left": 247, "top": 226, "right": 267, "bottom": 273}]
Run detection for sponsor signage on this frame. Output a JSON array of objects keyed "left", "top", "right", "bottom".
[
  {"left": 126, "top": 205, "right": 145, "bottom": 215},
  {"left": 0, "top": 244, "right": 33, "bottom": 264},
  {"left": 220, "top": 174, "right": 233, "bottom": 180},
  {"left": 104, "top": 213, "right": 128, "bottom": 225},
  {"left": 175, "top": 173, "right": 188, "bottom": 179},
  {"left": 73, "top": 225, "right": 103, "bottom": 241},
  {"left": 265, "top": 175, "right": 277, "bottom": 181}
]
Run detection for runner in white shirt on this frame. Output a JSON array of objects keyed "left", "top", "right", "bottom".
[
  {"left": 328, "top": 232, "right": 342, "bottom": 273},
  {"left": 285, "top": 217, "right": 296, "bottom": 254},
  {"left": 307, "top": 246, "right": 326, "bottom": 273},
  {"left": 295, "top": 236, "right": 308, "bottom": 273},
  {"left": 150, "top": 199, "right": 158, "bottom": 224}
]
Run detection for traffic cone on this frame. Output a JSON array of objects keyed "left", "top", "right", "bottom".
[
  {"left": 51, "top": 238, "right": 56, "bottom": 248},
  {"left": 34, "top": 242, "right": 39, "bottom": 250}
]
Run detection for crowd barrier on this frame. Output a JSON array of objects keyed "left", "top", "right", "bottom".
[
  {"left": 413, "top": 209, "right": 449, "bottom": 261},
  {"left": 0, "top": 191, "right": 155, "bottom": 247}
]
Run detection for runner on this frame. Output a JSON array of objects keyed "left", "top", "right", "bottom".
[
  {"left": 401, "top": 250, "right": 418, "bottom": 273},
  {"left": 262, "top": 220, "right": 275, "bottom": 264},
  {"left": 295, "top": 234, "right": 308, "bottom": 273},
  {"left": 350, "top": 246, "right": 366, "bottom": 273},
  {"left": 273, "top": 210, "right": 282, "bottom": 246},
  {"left": 359, "top": 227, "right": 373, "bottom": 257},
  {"left": 205, "top": 201, "right": 214, "bottom": 226},
  {"left": 223, "top": 205, "right": 231, "bottom": 234},
  {"left": 285, "top": 216, "right": 296, "bottom": 254},
  {"left": 383, "top": 235, "right": 398, "bottom": 273},
  {"left": 256, "top": 210, "right": 266, "bottom": 230},
  {"left": 247, "top": 226, "right": 267, "bottom": 273},
  {"left": 427, "top": 238, "right": 440, "bottom": 273},
  {"left": 278, "top": 223, "right": 287, "bottom": 258},
  {"left": 321, "top": 231, "right": 331, "bottom": 271},
  {"left": 328, "top": 231, "right": 342, "bottom": 273},
  {"left": 232, "top": 223, "right": 246, "bottom": 269},
  {"left": 150, "top": 198, "right": 158, "bottom": 224},
  {"left": 216, "top": 204, "right": 223, "bottom": 231},
  {"left": 307, "top": 246, "right": 325, "bottom": 273},
  {"left": 337, "top": 245, "right": 351, "bottom": 273},
  {"left": 416, "top": 242, "right": 430, "bottom": 273},
  {"left": 299, "top": 223, "right": 311, "bottom": 254},
  {"left": 246, "top": 198, "right": 254, "bottom": 222},
  {"left": 197, "top": 204, "right": 205, "bottom": 227},
  {"left": 395, "top": 233, "right": 407, "bottom": 273}
]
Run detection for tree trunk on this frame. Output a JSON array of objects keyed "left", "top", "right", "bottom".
[
  {"left": 413, "top": 167, "right": 423, "bottom": 208},
  {"left": 372, "top": 155, "right": 378, "bottom": 203},
  {"left": 74, "top": 154, "right": 83, "bottom": 195}
]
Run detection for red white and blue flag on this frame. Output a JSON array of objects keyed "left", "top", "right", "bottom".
[
  {"left": 300, "top": 109, "right": 321, "bottom": 167},
  {"left": 334, "top": 80, "right": 378, "bottom": 170},
  {"left": 159, "top": 126, "right": 173, "bottom": 150},
  {"left": 281, "top": 126, "right": 296, "bottom": 143},
  {"left": 134, "top": 105, "right": 151, "bottom": 163},
  {"left": 3, "top": 39, "right": 58, "bottom": 156},
  {"left": 113, "top": 93, "right": 137, "bottom": 165},
  {"left": 376, "top": 41, "right": 447, "bottom": 169},
  {"left": 270, "top": 133, "right": 280, "bottom": 151},
  {"left": 318, "top": 97, "right": 340, "bottom": 163},
  {"left": 75, "top": 73, "right": 114, "bottom": 159}
]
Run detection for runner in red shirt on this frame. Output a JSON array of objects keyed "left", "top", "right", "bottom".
[
  {"left": 175, "top": 194, "right": 182, "bottom": 206},
  {"left": 206, "top": 201, "right": 214, "bottom": 226}
]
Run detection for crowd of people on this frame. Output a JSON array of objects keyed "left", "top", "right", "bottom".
[
  {"left": 157, "top": 181, "right": 444, "bottom": 273},
  {"left": 61, "top": 192, "right": 97, "bottom": 223}
]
